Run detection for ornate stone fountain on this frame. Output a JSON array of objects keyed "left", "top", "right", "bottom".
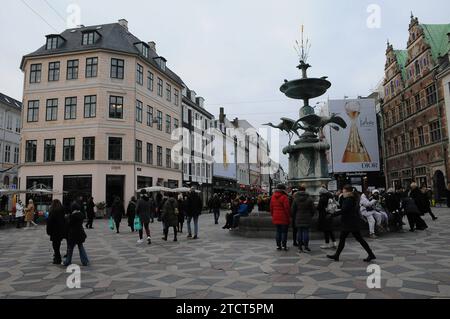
[
  {"left": 265, "top": 59, "right": 346, "bottom": 199},
  {"left": 235, "top": 34, "right": 347, "bottom": 238}
]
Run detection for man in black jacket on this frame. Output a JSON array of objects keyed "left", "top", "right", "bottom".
[
  {"left": 327, "top": 185, "right": 376, "bottom": 263},
  {"left": 186, "top": 187, "right": 202, "bottom": 239}
]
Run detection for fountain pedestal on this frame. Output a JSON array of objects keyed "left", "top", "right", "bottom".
[{"left": 284, "top": 139, "right": 331, "bottom": 200}]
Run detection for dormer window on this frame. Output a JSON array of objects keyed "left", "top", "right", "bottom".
[
  {"left": 46, "top": 35, "right": 65, "bottom": 50},
  {"left": 134, "top": 42, "right": 150, "bottom": 58},
  {"left": 153, "top": 57, "right": 167, "bottom": 71},
  {"left": 82, "top": 31, "right": 100, "bottom": 45}
]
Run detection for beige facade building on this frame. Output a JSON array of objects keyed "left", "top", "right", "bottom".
[{"left": 19, "top": 19, "right": 183, "bottom": 208}]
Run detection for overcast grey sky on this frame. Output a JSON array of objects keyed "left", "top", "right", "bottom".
[{"left": 1, "top": 0, "right": 449, "bottom": 169}]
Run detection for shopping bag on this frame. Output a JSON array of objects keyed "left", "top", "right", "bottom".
[
  {"left": 134, "top": 216, "right": 142, "bottom": 231},
  {"left": 108, "top": 217, "right": 115, "bottom": 230}
]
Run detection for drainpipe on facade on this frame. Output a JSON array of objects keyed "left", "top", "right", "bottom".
[{"left": 434, "top": 72, "right": 449, "bottom": 187}]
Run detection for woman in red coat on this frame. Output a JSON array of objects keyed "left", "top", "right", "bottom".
[{"left": 270, "top": 184, "right": 291, "bottom": 251}]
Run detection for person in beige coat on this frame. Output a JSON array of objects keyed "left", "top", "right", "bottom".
[{"left": 24, "top": 199, "right": 37, "bottom": 228}]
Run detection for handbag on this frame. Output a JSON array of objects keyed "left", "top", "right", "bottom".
[
  {"left": 108, "top": 217, "right": 115, "bottom": 230},
  {"left": 134, "top": 216, "right": 142, "bottom": 231}
]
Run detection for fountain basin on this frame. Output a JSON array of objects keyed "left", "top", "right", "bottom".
[{"left": 280, "top": 78, "right": 331, "bottom": 100}]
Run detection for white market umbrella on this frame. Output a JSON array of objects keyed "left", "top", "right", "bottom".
[{"left": 138, "top": 186, "right": 174, "bottom": 193}]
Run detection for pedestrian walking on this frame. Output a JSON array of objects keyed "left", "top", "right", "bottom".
[
  {"left": 63, "top": 203, "right": 89, "bottom": 267},
  {"left": 110, "top": 197, "right": 125, "bottom": 234},
  {"left": 209, "top": 194, "right": 221, "bottom": 225},
  {"left": 136, "top": 190, "right": 154, "bottom": 244},
  {"left": 401, "top": 187, "right": 428, "bottom": 231},
  {"left": 85, "top": 197, "right": 95, "bottom": 229},
  {"left": 161, "top": 193, "right": 178, "bottom": 242},
  {"left": 270, "top": 184, "right": 291, "bottom": 251},
  {"left": 317, "top": 188, "right": 337, "bottom": 250},
  {"left": 15, "top": 200, "right": 25, "bottom": 229},
  {"left": 126, "top": 196, "right": 137, "bottom": 232},
  {"left": 46, "top": 199, "right": 67, "bottom": 265},
  {"left": 327, "top": 185, "right": 376, "bottom": 263},
  {"left": 177, "top": 194, "right": 186, "bottom": 233},
  {"left": 292, "top": 186, "right": 316, "bottom": 253},
  {"left": 24, "top": 199, "right": 37, "bottom": 228},
  {"left": 186, "top": 187, "right": 202, "bottom": 239},
  {"left": 420, "top": 185, "right": 438, "bottom": 221}
]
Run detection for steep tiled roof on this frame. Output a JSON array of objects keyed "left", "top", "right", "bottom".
[
  {"left": 21, "top": 23, "right": 183, "bottom": 85},
  {"left": 394, "top": 50, "right": 408, "bottom": 79},
  {"left": 421, "top": 24, "right": 450, "bottom": 62},
  {"left": 0, "top": 92, "right": 22, "bottom": 111}
]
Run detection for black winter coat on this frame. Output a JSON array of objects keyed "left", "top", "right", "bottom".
[
  {"left": 292, "top": 192, "right": 316, "bottom": 228},
  {"left": 111, "top": 202, "right": 125, "bottom": 223},
  {"left": 410, "top": 188, "right": 428, "bottom": 215},
  {"left": 86, "top": 200, "right": 95, "bottom": 219},
  {"left": 136, "top": 197, "right": 155, "bottom": 224},
  {"left": 186, "top": 193, "right": 202, "bottom": 217},
  {"left": 67, "top": 210, "right": 87, "bottom": 246},
  {"left": 126, "top": 201, "right": 136, "bottom": 227},
  {"left": 46, "top": 206, "right": 67, "bottom": 242},
  {"left": 335, "top": 193, "right": 361, "bottom": 232}
]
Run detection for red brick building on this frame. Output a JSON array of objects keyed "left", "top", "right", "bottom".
[{"left": 382, "top": 15, "right": 450, "bottom": 198}]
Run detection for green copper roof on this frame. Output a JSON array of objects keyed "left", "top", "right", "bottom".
[
  {"left": 394, "top": 50, "right": 408, "bottom": 79},
  {"left": 420, "top": 23, "right": 450, "bottom": 61}
]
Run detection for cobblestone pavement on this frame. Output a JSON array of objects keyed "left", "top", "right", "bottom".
[{"left": 0, "top": 208, "right": 449, "bottom": 299}]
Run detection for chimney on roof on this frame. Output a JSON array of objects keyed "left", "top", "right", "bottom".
[
  {"left": 190, "top": 91, "right": 197, "bottom": 103},
  {"left": 196, "top": 97, "right": 205, "bottom": 108},
  {"left": 148, "top": 41, "right": 156, "bottom": 52},
  {"left": 219, "top": 107, "right": 226, "bottom": 123},
  {"left": 118, "top": 19, "right": 128, "bottom": 30}
]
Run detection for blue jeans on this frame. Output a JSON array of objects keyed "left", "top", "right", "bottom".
[
  {"left": 275, "top": 225, "right": 289, "bottom": 248},
  {"left": 64, "top": 243, "right": 89, "bottom": 266},
  {"left": 297, "top": 227, "right": 310, "bottom": 248},
  {"left": 187, "top": 215, "right": 199, "bottom": 237},
  {"left": 213, "top": 208, "right": 220, "bottom": 224}
]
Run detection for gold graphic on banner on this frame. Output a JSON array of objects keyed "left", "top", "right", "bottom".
[{"left": 342, "top": 101, "right": 371, "bottom": 163}]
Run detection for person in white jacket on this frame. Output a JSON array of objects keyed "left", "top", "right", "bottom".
[
  {"left": 15, "top": 200, "right": 25, "bottom": 229},
  {"left": 360, "top": 191, "right": 382, "bottom": 239}
]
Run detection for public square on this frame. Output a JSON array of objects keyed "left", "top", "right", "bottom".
[{"left": 0, "top": 208, "right": 449, "bottom": 299}]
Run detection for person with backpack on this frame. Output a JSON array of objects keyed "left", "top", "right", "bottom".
[
  {"left": 270, "top": 184, "right": 291, "bottom": 251},
  {"left": 327, "top": 185, "right": 376, "bottom": 263},
  {"left": 161, "top": 193, "right": 178, "bottom": 242},
  {"left": 317, "top": 188, "right": 337, "bottom": 250}
]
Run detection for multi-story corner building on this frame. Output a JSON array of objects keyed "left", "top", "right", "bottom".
[
  {"left": 19, "top": 19, "right": 183, "bottom": 208},
  {"left": 181, "top": 86, "right": 214, "bottom": 206},
  {"left": 215, "top": 112, "right": 272, "bottom": 195},
  {"left": 381, "top": 15, "right": 450, "bottom": 198},
  {"left": 0, "top": 92, "right": 21, "bottom": 193}
]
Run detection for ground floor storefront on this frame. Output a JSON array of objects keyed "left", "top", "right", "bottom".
[
  {"left": 18, "top": 163, "right": 182, "bottom": 210},
  {"left": 387, "top": 161, "right": 448, "bottom": 200}
]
